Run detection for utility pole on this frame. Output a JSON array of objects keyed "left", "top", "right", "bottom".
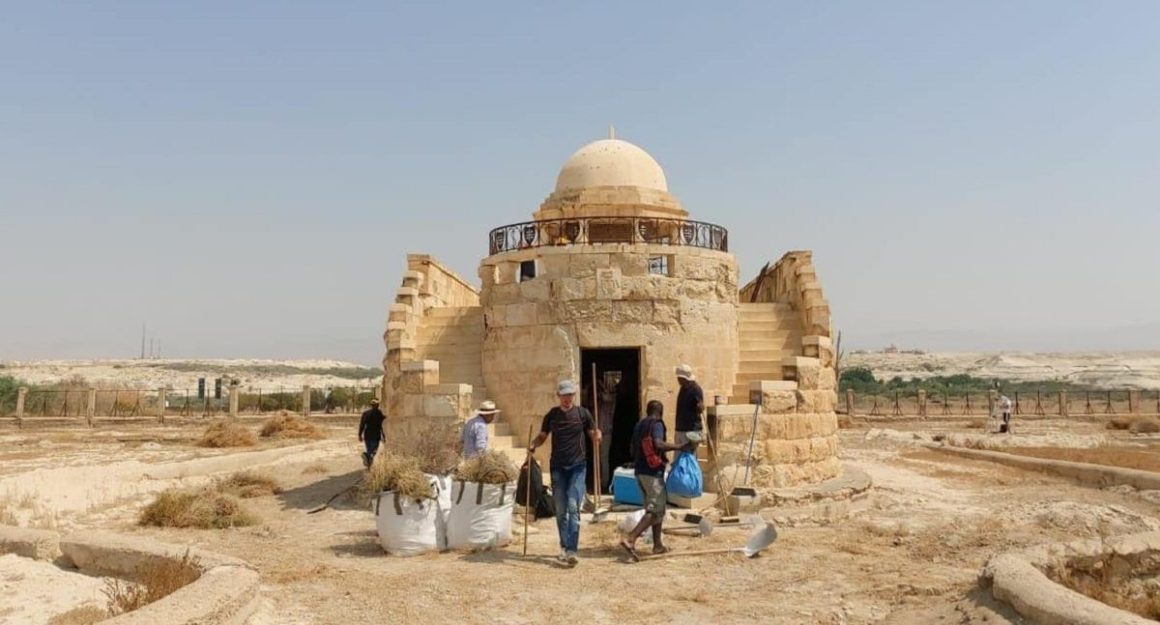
[
  {"left": 149, "top": 338, "right": 154, "bottom": 359},
  {"left": 140, "top": 323, "right": 146, "bottom": 360}
]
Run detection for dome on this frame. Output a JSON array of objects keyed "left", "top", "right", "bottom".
[{"left": 554, "top": 138, "right": 668, "bottom": 193}]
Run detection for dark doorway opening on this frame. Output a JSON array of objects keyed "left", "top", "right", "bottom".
[{"left": 580, "top": 348, "right": 641, "bottom": 493}]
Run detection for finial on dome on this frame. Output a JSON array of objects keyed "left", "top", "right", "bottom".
[{"left": 609, "top": 124, "right": 616, "bottom": 140}]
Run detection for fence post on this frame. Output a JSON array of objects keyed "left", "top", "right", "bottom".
[
  {"left": 229, "top": 382, "right": 240, "bottom": 418},
  {"left": 302, "top": 385, "right": 311, "bottom": 417},
  {"left": 157, "top": 387, "right": 167, "bottom": 423},
  {"left": 16, "top": 387, "right": 27, "bottom": 419},
  {"left": 845, "top": 389, "right": 855, "bottom": 416},
  {"left": 917, "top": 390, "right": 927, "bottom": 418},
  {"left": 1059, "top": 390, "right": 1068, "bottom": 417},
  {"left": 987, "top": 390, "right": 997, "bottom": 417},
  {"left": 86, "top": 388, "right": 96, "bottom": 426},
  {"left": 1128, "top": 390, "right": 1139, "bottom": 414}
]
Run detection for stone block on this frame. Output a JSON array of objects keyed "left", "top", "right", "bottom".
[
  {"left": 570, "top": 253, "right": 610, "bottom": 278},
  {"left": 652, "top": 301, "right": 680, "bottom": 325},
  {"left": 506, "top": 302, "right": 538, "bottom": 326},
  {"left": 789, "top": 357, "right": 822, "bottom": 390},
  {"left": 760, "top": 390, "right": 797, "bottom": 414},
  {"left": 519, "top": 277, "right": 551, "bottom": 301},
  {"left": 423, "top": 394, "right": 461, "bottom": 418},
  {"left": 816, "top": 367, "right": 836, "bottom": 391},
  {"left": 401, "top": 394, "right": 424, "bottom": 418},
  {"left": 611, "top": 253, "right": 648, "bottom": 277},
  {"left": 796, "top": 389, "right": 837, "bottom": 413},
  {"left": 551, "top": 278, "right": 585, "bottom": 301},
  {"left": 539, "top": 254, "right": 570, "bottom": 277},
  {"left": 611, "top": 301, "right": 653, "bottom": 324},
  {"left": 802, "top": 335, "right": 835, "bottom": 368},
  {"left": 595, "top": 268, "right": 623, "bottom": 300}
]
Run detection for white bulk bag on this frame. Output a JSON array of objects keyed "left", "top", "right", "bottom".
[
  {"left": 428, "top": 473, "right": 453, "bottom": 550},
  {"left": 447, "top": 480, "right": 515, "bottom": 550},
  {"left": 375, "top": 479, "right": 439, "bottom": 556}
]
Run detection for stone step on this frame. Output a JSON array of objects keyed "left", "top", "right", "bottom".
[
  {"left": 739, "top": 360, "right": 781, "bottom": 373},
  {"left": 734, "top": 371, "right": 784, "bottom": 383},
  {"left": 486, "top": 421, "right": 511, "bottom": 437},
  {"left": 737, "top": 303, "right": 780, "bottom": 311},
  {"left": 739, "top": 339, "right": 789, "bottom": 350},
  {"left": 738, "top": 348, "right": 785, "bottom": 361},
  {"left": 740, "top": 330, "right": 791, "bottom": 340}
]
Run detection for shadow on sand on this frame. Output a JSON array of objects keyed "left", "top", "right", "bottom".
[{"left": 277, "top": 469, "right": 367, "bottom": 512}]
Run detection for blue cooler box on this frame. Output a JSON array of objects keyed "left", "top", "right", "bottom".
[{"left": 611, "top": 467, "right": 643, "bottom": 506}]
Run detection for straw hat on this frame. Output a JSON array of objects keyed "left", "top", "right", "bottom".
[
  {"left": 477, "top": 400, "right": 500, "bottom": 415},
  {"left": 675, "top": 364, "right": 695, "bottom": 381}
]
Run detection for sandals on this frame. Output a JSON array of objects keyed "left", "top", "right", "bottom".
[
  {"left": 652, "top": 545, "right": 671, "bottom": 556},
  {"left": 619, "top": 540, "right": 640, "bottom": 563}
]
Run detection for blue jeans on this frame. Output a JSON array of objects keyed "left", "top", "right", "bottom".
[
  {"left": 551, "top": 462, "right": 586, "bottom": 552},
  {"left": 363, "top": 437, "right": 381, "bottom": 466}
]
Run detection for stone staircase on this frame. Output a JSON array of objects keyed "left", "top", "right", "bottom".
[
  {"left": 415, "top": 305, "right": 529, "bottom": 468},
  {"left": 731, "top": 302, "right": 802, "bottom": 403}
]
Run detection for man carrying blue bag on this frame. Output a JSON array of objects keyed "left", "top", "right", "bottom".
[{"left": 620, "top": 400, "right": 693, "bottom": 561}]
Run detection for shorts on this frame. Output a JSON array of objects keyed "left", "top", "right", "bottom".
[{"left": 636, "top": 474, "right": 667, "bottom": 517}]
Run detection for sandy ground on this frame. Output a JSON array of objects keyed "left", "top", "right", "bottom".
[
  {"left": 0, "top": 554, "right": 107, "bottom": 625},
  {"left": 2, "top": 418, "right": 1159, "bottom": 624}
]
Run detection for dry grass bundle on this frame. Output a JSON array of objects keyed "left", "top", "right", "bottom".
[
  {"left": 1108, "top": 416, "right": 1132, "bottom": 430},
  {"left": 102, "top": 551, "right": 200, "bottom": 616},
  {"left": 364, "top": 452, "right": 433, "bottom": 501},
  {"left": 1130, "top": 418, "right": 1160, "bottom": 434},
  {"left": 301, "top": 461, "right": 329, "bottom": 475},
  {"left": 139, "top": 488, "right": 257, "bottom": 529},
  {"left": 260, "top": 411, "right": 324, "bottom": 439},
  {"left": 215, "top": 471, "right": 282, "bottom": 498},
  {"left": 386, "top": 420, "right": 460, "bottom": 474},
  {"left": 197, "top": 420, "right": 256, "bottom": 448},
  {"left": 454, "top": 449, "right": 518, "bottom": 484}
]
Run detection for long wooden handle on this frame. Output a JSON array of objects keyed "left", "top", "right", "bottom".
[
  {"left": 523, "top": 423, "right": 533, "bottom": 557},
  {"left": 641, "top": 547, "right": 742, "bottom": 561},
  {"left": 591, "top": 362, "right": 600, "bottom": 504}
]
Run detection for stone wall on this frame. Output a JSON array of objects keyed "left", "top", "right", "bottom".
[
  {"left": 533, "top": 186, "right": 688, "bottom": 221},
  {"left": 382, "top": 254, "right": 480, "bottom": 420},
  {"left": 479, "top": 243, "right": 739, "bottom": 447},
  {"left": 720, "top": 250, "right": 840, "bottom": 488},
  {"left": 740, "top": 250, "right": 831, "bottom": 338}
]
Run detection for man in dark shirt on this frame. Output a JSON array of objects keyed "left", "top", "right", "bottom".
[
  {"left": 358, "top": 398, "right": 386, "bottom": 467},
  {"left": 621, "top": 400, "right": 690, "bottom": 561},
  {"left": 528, "top": 380, "right": 599, "bottom": 567},
  {"left": 675, "top": 364, "right": 704, "bottom": 448}
]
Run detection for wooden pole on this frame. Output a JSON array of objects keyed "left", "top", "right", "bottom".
[
  {"left": 591, "top": 363, "right": 601, "bottom": 506},
  {"left": 523, "top": 424, "right": 533, "bottom": 557}
]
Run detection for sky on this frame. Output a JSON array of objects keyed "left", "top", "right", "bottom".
[{"left": 1, "top": 1, "right": 1158, "bottom": 366}]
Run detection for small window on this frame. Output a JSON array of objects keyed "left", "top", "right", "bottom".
[
  {"left": 519, "top": 260, "right": 537, "bottom": 282},
  {"left": 648, "top": 255, "right": 671, "bottom": 276}
]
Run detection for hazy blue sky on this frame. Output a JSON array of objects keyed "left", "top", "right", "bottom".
[{"left": 2, "top": 2, "right": 1158, "bottom": 365}]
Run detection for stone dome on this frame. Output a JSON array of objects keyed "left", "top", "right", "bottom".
[{"left": 554, "top": 138, "right": 668, "bottom": 193}]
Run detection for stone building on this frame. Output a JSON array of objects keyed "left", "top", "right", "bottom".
[{"left": 382, "top": 135, "right": 839, "bottom": 493}]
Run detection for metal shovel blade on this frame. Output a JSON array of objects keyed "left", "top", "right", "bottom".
[{"left": 741, "top": 522, "right": 778, "bottom": 557}]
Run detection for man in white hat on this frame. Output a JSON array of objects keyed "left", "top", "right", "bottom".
[
  {"left": 461, "top": 400, "right": 500, "bottom": 459},
  {"left": 528, "top": 379, "right": 598, "bottom": 567},
  {"left": 674, "top": 364, "right": 704, "bottom": 448}
]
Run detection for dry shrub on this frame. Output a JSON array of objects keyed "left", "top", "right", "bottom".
[
  {"left": 215, "top": 471, "right": 282, "bottom": 498},
  {"left": 966, "top": 418, "right": 988, "bottom": 429},
  {"left": 386, "top": 420, "right": 460, "bottom": 474},
  {"left": 836, "top": 415, "right": 852, "bottom": 429},
  {"left": 364, "top": 452, "right": 433, "bottom": 501},
  {"left": 1051, "top": 553, "right": 1160, "bottom": 620},
  {"left": 454, "top": 449, "right": 518, "bottom": 484},
  {"left": 301, "top": 461, "right": 329, "bottom": 475},
  {"left": 47, "top": 605, "right": 106, "bottom": 625},
  {"left": 1108, "top": 416, "right": 1132, "bottom": 430},
  {"left": 197, "top": 420, "right": 256, "bottom": 448},
  {"left": 260, "top": 411, "right": 324, "bottom": 440},
  {"left": 139, "top": 488, "right": 257, "bottom": 529},
  {"left": 103, "top": 551, "right": 200, "bottom": 616},
  {"left": 1130, "top": 419, "right": 1160, "bottom": 434}
]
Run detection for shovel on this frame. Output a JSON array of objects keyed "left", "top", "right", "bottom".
[
  {"left": 589, "top": 364, "right": 611, "bottom": 524},
  {"left": 640, "top": 522, "right": 777, "bottom": 561},
  {"left": 662, "top": 516, "right": 715, "bottom": 538}
]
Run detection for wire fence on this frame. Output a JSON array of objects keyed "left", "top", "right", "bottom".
[
  {"left": 15, "top": 386, "right": 378, "bottom": 419},
  {"left": 845, "top": 388, "right": 1160, "bottom": 418}
]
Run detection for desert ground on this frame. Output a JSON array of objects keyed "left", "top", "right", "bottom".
[
  {"left": 845, "top": 351, "right": 1160, "bottom": 390},
  {"left": 3, "top": 413, "right": 1159, "bottom": 625}
]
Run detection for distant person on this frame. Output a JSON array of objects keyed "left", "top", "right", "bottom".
[
  {"left": 675, "top": 364, "right": 704, "bottom": 448},
  {"left": 461, "top": 400, "right": 500, "bottom": 458},
  {"left": 999, "top": 394, "right": 1013, "bottom": 434},
  {"left": 358, "top": 398, "right": 386, "bottom": 467},
  {"left": 620, "top": 400, "right": 691, "bottom": 561},
  {"left": 528, "top": 380, "right": 599, "bottom": 567}
]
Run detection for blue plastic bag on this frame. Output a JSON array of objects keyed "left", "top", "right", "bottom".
[{"left": 665, "top": 451, "right": 703, "bottom": 498}]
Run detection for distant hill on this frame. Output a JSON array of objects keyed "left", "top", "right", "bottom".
[
  {"left": 0, "top": 359, "right": 382, "bottom": 391},
  {"left": 844, "top": 351, "right": 1160, "bottom": 390}
]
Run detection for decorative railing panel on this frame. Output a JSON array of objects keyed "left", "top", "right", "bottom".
[{"left": 488, "top": 216, "right": 728, "bottom": 255}]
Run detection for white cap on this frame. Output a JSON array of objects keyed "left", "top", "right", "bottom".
[{"left": 675, "top": 364, "right": 695, "bottom": 381}]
